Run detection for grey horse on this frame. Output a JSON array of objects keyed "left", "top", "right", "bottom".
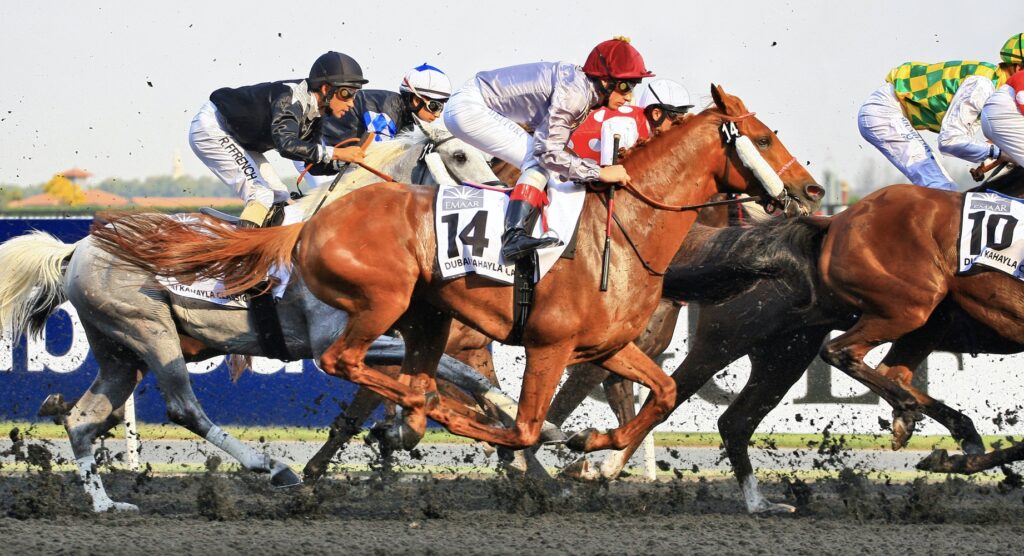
[{"left": 0, "top": 119, "right": 541, "bottom": 512}]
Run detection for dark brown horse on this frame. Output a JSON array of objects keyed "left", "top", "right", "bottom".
[{"left": 88, "top": 85, "right": 821, "bottom": 452}]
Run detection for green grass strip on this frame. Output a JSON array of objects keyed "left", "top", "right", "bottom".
[{"left": 4, "top": 421, "right": 1017, "bottom": 452}]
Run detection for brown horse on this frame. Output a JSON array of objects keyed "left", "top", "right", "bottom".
[
  {"left": 817, "top": 182, "right": 1024, "bottom": 473},
  {"left": 89, "top": 85, "right": 821, "bottom": 452}
]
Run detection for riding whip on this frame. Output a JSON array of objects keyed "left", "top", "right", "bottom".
[
  {"left": 600, "top": 133, "right": 620, "bottom": 292},
  {"left": 305, "top": 132, "right": 376, "bottom": 220}
]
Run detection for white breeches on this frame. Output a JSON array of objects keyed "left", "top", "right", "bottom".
[
  {"left": 444, "top": 82, "right": 549, "bottom": 190},
  {"left": 982, "top": 85, "right": 1024, "bottom": 168},
  {"left": 189, "top": 101, "right": 290, "bottom": 207},
  {"left": 857, "top": 84, "right": 957, "bottom": 191}
]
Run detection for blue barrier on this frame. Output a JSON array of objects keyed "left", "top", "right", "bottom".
[{"left": 0, "top": 218, "right": 361, "bottom": 426}]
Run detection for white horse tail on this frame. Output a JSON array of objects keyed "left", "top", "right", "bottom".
[{"left": 0, "top": 231, "right": 79, "bottom": 340}]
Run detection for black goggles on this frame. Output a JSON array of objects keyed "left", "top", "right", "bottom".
[{"left": 418, "top": 96, "right": 447, "bottom": 115}]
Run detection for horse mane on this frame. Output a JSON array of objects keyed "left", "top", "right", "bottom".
[
  {"left": 295, "top": 128, "right": 427, "bottom": 212},
  {"left": 615, "top": 103, "right": 718, "bottom": 164},
  {"left": 663, "top": 217, "right": 828, "bottom": 310}
]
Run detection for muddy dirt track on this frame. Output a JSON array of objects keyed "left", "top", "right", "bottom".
[{"left": 1, "top": 465, "right": 1023, "bottom": 555}]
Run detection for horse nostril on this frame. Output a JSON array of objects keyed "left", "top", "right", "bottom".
[{"left": 805, "top": 184, "right": 825, "bottom": 200}]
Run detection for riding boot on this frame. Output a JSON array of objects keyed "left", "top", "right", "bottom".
[
  {"left": 238, "top": 200, "right": 270, "bottom": 229},
  {"left": 501, "top": 199, "right": 561, "bottom": 262}
]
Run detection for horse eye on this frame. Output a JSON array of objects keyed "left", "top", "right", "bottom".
[
  {"left": 454, "top": 152, "right": 467, "bottom": 163},
  {"left": 757, "top": 137, "right": 771, "bottom": 148}
]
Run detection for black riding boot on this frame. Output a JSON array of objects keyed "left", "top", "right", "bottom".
[{"left": 501, "top": 199, "right": 561, "bottom": 262}]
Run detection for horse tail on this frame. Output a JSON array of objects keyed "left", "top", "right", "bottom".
[
  {"left": 663, "top": 217, "right": 830, "bottom": 305},
  {"left": 0, "top": 231, "right": 79, "bottom": 339},
  {"left": 89, "top": 211, "right": 305, "bottom": 296}
]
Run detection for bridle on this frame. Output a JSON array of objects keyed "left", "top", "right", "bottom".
[
  {"left": 411, "top": 118, "right": 459, "bottom": 185},
  {"left": 591, "top": 110, "right": 804, "bottom": 276}
]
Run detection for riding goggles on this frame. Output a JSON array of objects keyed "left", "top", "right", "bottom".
[
  {"left": 334, "top": 86, "right": 358, "bottom": 101},
  {"left": 611, "top": 79, "right": 641, "bottom": 94}
]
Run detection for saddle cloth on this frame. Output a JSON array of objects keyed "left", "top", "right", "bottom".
[
  {"left": 958, "top": 191, "right": 1024, "bottom": 280},
  {"left": 157, "top": 205, "right": 303, "bottom": 305},
  {"left": 434, "top": 180, "right": 585, "bottom": 284}
]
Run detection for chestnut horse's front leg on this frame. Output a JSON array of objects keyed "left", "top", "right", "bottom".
[
  {"left": 569, "top": 342, "right": 677, "bottom": 452},
  {"left": 428, "top": 343, "right": 574, "bottom": 449}
]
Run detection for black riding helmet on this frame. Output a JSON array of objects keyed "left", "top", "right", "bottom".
[{"left": 308, "top": 51, "right": 369, "bottom": 89}]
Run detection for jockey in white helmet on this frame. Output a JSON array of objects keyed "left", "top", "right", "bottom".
[
  {"left": 444, "top": 37, "right": 654, "bottom": 262},
  {"left": 571, "top": 79, "right": 694, "bottom": 167},
  {"left": 981, "top": 34, "right": 1024, "bottom": 168}
]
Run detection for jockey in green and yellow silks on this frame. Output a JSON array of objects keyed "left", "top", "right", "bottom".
[{"left": 857, "top": 33, "right": 1021, "bottom": 191}]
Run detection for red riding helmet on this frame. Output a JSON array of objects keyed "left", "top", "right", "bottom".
[{"left": 582, "top": 37, "right": 655, "bottom": 80}]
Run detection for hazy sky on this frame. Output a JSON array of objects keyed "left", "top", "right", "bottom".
[{"left": 1, "top": 0, "right": 1021, "bottom": 203}]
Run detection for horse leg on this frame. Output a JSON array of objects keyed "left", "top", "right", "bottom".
[
  {"left": 547, "top": 363, "right": 609, "bottom": 426},
  {"left": 65, "top": 325, "right": 144, "bottom": 512},
  {"left": 820, "top": 315, "right": 932, "bottom": 417},
  {"left": 567, "top": 342, "right": 676, "bottom": 452},
  {"left": 582, "top": 310, "right": 772, "bottom": 478},
  {"left": 880, "top": 331, "right": 984, "bottom": 454},
  {"left": 373, "top": 304, "right": 453, "bottom": 450},
  {"left": 303, "top": 385, "right": 385, "bottom": 482},
  {"left": 429, "top": 343, "right": 574, "bottom": 449},
  {"left": 722, "top": 332, "right": 820, "bottom": 514},
  {"left": 918, "top": 441, "right": 1024, "bottom": 474}
]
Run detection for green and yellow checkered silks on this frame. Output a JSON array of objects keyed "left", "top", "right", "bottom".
[
  {"left": 1002, "top": 33, "right": 1024, "bottom": 64},
  {"left": 885, "top": 60, "right": 1008, "bottom": 132}
]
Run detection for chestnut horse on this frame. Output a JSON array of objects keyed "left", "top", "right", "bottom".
[{"left": 88, "top": 85, "right": 821, "bottom": 452}]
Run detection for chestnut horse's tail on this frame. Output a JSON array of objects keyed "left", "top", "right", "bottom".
[{"left": 90, "top": 211, "right": 304, "bottom": 296}]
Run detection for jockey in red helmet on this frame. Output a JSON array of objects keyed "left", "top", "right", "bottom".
[{"left": 444, "top": 37, "right": 654, "bottom": 262}]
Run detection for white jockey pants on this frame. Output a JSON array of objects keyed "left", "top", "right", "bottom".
[
  {"left": 444, "top": 81, "right": 551, "bottom": 190},
  {"left": 858, "top": 84, "right": 957, "bottom": 191},
  {"left": 982, "top": 85, "right": 1024, "bottom": 167},
  {"left": 189, "top": 101, "right": 291, "bottom": 208}
]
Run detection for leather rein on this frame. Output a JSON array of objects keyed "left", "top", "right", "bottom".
[{"left": 592, "top": 110, "right": 798, "bottom": 277}]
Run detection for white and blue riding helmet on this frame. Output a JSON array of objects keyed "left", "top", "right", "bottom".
[
  {"left": 400, "top": 63, "right": 452, "bottom": 100},
  {"left": 635, "top": 79, "right": 693, "bottom": 113}
]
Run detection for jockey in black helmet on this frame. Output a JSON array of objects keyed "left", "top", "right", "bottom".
[{"left": 188, "top": 51, "right": 369, "bottom": 227}]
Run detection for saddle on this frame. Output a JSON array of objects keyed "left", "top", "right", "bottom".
[{"left": 194, "top": 203, "right": 292, "bottom": 360}]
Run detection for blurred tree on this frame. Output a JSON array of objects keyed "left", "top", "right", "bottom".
[{"left": 43, "top": 174, "right": 86, "bottom": 205}]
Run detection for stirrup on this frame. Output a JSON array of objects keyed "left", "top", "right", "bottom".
[{"left": 501, "top": 230, "right": 562, "bottom": 261}]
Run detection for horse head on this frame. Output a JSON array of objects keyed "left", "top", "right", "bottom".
[
  {"left": 709, "top": 84, "right": 824, "bottom": 216},
  {"left": 418, "top": 118, "right": 499, "bottom": 185}
]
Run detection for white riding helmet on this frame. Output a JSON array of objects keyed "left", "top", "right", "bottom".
[
  {"left": 635, "top": 79, "right": 694, "bottom": 112},
  {"left": 400, "top": 63, "right": 452, "bottom": 100}
]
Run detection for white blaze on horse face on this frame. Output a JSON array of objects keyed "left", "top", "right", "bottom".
[{"left": 734, "top": 135, "right": 786, "bottom": 199}]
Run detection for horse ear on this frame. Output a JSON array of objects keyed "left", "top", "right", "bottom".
[
  {"left": 711, "top": 83, "right": 725, "bottom": 110},
  {"left": 420, "top": 119, "right": 447, "bottom": 143},
  {"left": 710, "top": 83, "right": 745, "bottom": 116}
]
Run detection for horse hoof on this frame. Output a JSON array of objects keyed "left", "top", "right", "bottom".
[
  {"left": 271, "top": 466, "right": 303, "bottom": 488},
  {"left": 891, "top": 412, "right": 916, "bottom": 451},
  {"left": 916, "top": 449, "right": 950, "bottom": 472},
  {"left": 565, "top": 429, "right": 595, "bottom": 452},
  {"left": 94, "top": 499, "right": 139, "bottom": 513},
  {"left": 961, "top": 440, "right": 985, "bottom": 456},
  {"left": 751, "top": 502, "right": 797, "bottom": 515},
  {"left": 560, "top": 457, "right": 601, "bottom": 481},
  {"left": 538, "top": 425, "right": 569, "bottom": 445},
  {"left": 388, "top": 420, "right": 424, "bottom": 451}
]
